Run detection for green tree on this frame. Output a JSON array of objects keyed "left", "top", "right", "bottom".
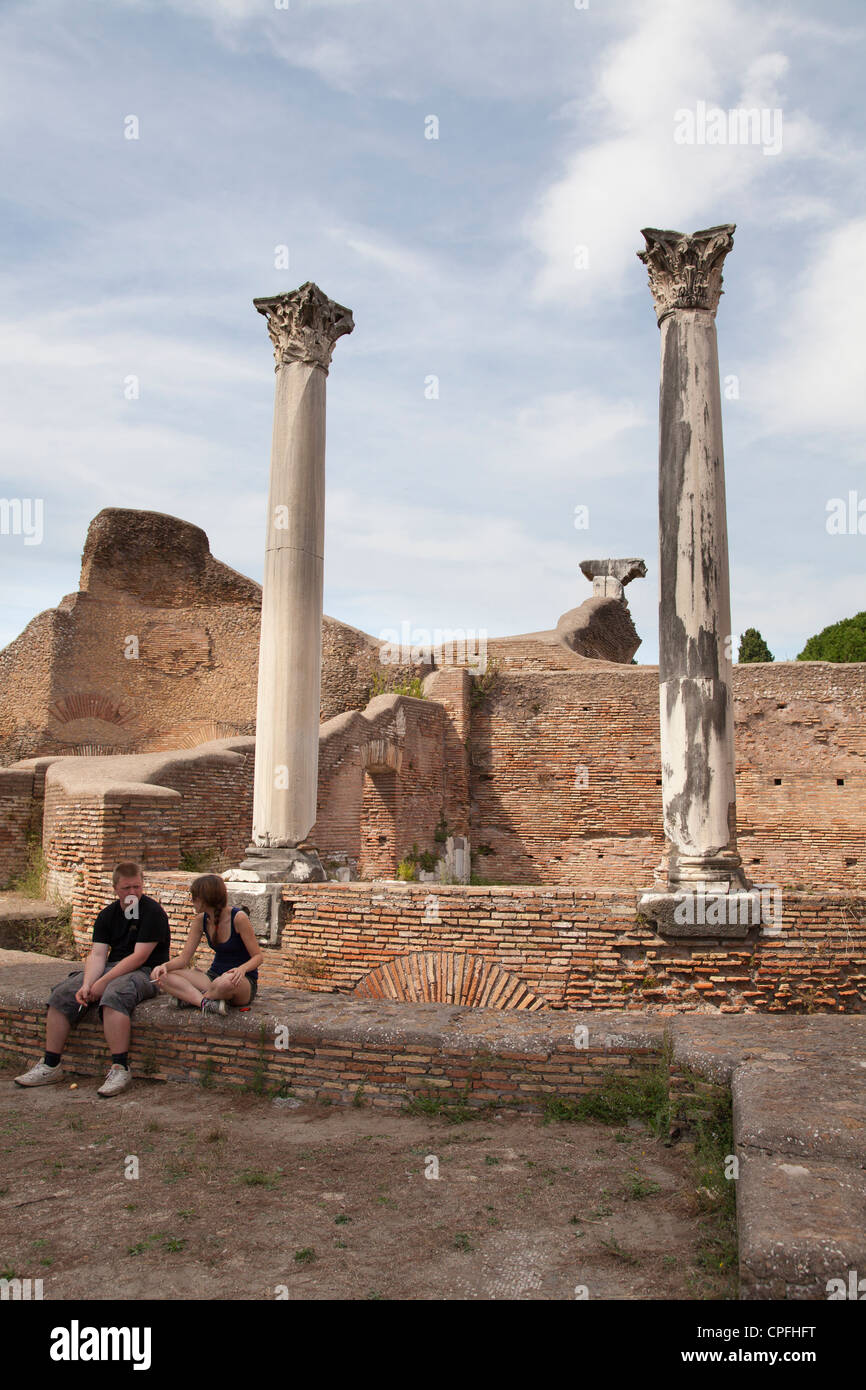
[
  {"left": 798, "top": 612, "right": 866, "bottom": 663},
  {"left": 738, "top": 628, "right": 774, "bottom": 663}
]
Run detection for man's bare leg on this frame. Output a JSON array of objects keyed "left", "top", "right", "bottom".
[
  {"left": 46, "top": 1005, "right": 73, "bottom": 1055},
  {"left": 102, "top": 1008, "right": 131, "bottom": 1055}
]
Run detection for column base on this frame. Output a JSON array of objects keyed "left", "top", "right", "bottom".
[
  {"left": 637, "top": 886, "right": 764, "bottom": 938},
  {"left": 230, "top": 844, "right": 326, "bottom": 884},
  {"left": 224, "top": 846, "right": 326, "bottom": 948}
]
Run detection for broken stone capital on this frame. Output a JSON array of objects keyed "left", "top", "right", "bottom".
[
  {"left": 580, "top": 558, "right": 647, "bottom": 601},
  {"left": 637, "top": 225, "right": 735, "bottom": 324},
  {"left": 253, "top": 281, "right": 354, "bottom": 372}
]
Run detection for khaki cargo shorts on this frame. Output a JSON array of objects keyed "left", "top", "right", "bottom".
[{"left": 48, "top": 967, "right": 158, "bottom": 1021}]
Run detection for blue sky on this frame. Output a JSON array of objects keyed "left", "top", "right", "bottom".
[{"left": 1, "top": 0, "right": 864, "bottom": 662}]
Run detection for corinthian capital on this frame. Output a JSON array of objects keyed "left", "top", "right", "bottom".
[
  {"left": 254, "top": 281, "right": 354, "bottom": 370},
  {"left": 637, "top": 225, "right": 735, "bottom": 323}
]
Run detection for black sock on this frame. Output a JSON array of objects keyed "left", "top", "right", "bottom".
[
  {"left": 111, "top": 1052, "right": 129, "bottom": 1069},
  {"left": 43, "top": 1051, "right": 62, "bottom": 1067}
]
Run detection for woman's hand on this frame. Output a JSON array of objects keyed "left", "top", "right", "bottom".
[
  {"left": 225, "top": 967, "right": 245, "bottom": 989},
  {"left": 151, "top": 963, "right": 167, "bottom": 982}
]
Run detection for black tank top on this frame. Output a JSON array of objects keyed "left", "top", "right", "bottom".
[{"left": 203, "top": 906, "right": 258, "bottom": 981}]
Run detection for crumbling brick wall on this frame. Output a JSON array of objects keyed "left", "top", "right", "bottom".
[
  {"left": 128, "top": 877, "right": 865, "bottom": 1015},
  {"left": 0, "top": 509, "right": 429, "bottom": 765},
  {"left": 0, "top": 769, "right": 37, "bottom": 888},
  {"left": 470, "top": 663, "right": 866, "bottom": 890}
]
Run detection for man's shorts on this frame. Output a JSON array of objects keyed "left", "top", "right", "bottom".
[{"left": 48, "top": 967, "right": 158, "bottom": 1022}]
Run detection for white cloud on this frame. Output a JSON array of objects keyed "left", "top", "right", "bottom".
[
  {"left": 745, "top": 217, "right": 866, "bottom": 439},
  {"left": 489, "top": 390, "right": 648, "bottom": 481},
  {"left": 324, "top": 487, "right": 585, "bottom": 637},
  {"left": 526, "top": 0, "right": 833, "bottom": 304}
]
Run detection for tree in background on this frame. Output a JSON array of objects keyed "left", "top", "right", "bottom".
[
  {"left": 738, "top": 628, "right": 774, "bottom": 663},
  {"left": 798, "top": 612, "right": 866, "bottom": 662}
]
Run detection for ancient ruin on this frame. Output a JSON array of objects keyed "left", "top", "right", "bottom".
[
  {"left": 0, "top": 252, "right": 861, "bottom": 1000},
  {"left": 2, "top": 246, "right": 865, "bottom": 1302}
]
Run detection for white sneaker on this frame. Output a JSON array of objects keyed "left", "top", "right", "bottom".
[
  {"left": 97, "top": 1064, "right": 132, "bottom": 1098},
  {"left": 14, "top": 1060, "right": 65, "bottom": 1087}
]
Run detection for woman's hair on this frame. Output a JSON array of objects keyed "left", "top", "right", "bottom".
[{"left": 190, "top": 874, "right": 228, "bottom": 915}]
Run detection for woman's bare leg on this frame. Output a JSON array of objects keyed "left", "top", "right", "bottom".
[
  {"left": 157, "top": 968, "right": 213, "bottom": 1006},
  {"left": 206, "top": 973, "right": 253, "bottom": 1006}
]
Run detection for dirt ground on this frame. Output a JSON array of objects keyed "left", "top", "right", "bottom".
[{"left": 0, "top": 1061, "right": 734, "bottom": 1301}]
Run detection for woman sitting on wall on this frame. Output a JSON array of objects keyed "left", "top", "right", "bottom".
[{"left": 151, "top": 874, "right": 261, "bottom": 1016}]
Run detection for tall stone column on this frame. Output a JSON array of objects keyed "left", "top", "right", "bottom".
[
  {"left": 238, "top": 281, "right": 353, "bottom": 884},
  {"left": 635, "top": 227, "right": 757, "bottom": 936}
]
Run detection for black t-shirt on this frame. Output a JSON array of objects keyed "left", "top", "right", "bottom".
[{"left": 92, "top": 894, "right": 170, "bottom": 969}]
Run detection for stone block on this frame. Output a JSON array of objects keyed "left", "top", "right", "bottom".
[{"left": 737, "top": 1149, "right": 866, "bottom": 1299}]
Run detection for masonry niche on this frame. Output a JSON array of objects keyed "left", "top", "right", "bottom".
[{"left": 358, "top": 738, "right": 402, "bottom": 879}]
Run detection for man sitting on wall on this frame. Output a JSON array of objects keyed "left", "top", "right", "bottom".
[{"left": 13, "top": 861, "right": 170, "bottom": 1098}]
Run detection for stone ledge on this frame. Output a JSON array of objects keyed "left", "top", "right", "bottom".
[
  {"left": 737, "top": 1151, "right": 866, "bottom": 1301},
  {"left": 0, "top": 951, "right": 665, "bottom": 1056},
  {"left": 733, "top": 1057, "right": 866, "bottom": 1164}
]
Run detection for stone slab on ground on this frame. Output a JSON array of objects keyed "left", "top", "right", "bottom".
[
  {"left": 666, "top": 1012, "right": 866, "bottom": 1084},
  {"left": 733, "top": 1057, "right": 866, "bottom": 1164},
  {"left": 737, "top": 1150, "right": 866, "bottom": 1300}
]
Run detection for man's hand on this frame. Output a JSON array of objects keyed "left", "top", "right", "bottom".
[
  {"left": 88, "top": 976, "right": 107, "bottom": 1000},
  {"left": 151, "top": 963, "right": 168, "bottom": 982},
  {"left": 74, "top": 983, "right": 91, "bottom": 1007}
]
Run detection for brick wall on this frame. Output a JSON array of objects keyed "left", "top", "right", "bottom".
[
  {"left": 0, "top": 991, "right": 660, "bottom": 1110},
  {"left": 0, "top": 510, "right": 431, "bottom": 766},
  {"left": 38, "top": 689, "right": 467, "bottom": 930},
  {"left": 314, "top": 682, "right": 467, "bottom": 872},
  {"left": 0, "top": 768, "right": 36, "bottom": 888},
  {"left": 41, "top": 745, "right": 255, "bottom": 924},
  {"left": 75, "top": 876, "right": 863, "bottom": 1017},
  {"left": 14, "top": 653, "right": 866, "bottom": 926},
  {"left": 471, "top": 663, "right": 866, "bottom": 889}
]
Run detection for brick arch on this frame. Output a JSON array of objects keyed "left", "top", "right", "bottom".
[
  {"left": 359, "top": 738, "right": 402, "bottom": 773},
  {"left": 359, "top": 766, "right": 398, "bottom": 878},
  {"left": 353, "top": 951, "right": 546, "bottom": 1011},
  {"left": 142, "top": 720, "right": 246, "bottom": 751},
  {"left": 69, "top": 743, "right": 129, "bottom": 756},
  {"left": 49, "top": 692, "right": 133, "bottom": 726}
]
